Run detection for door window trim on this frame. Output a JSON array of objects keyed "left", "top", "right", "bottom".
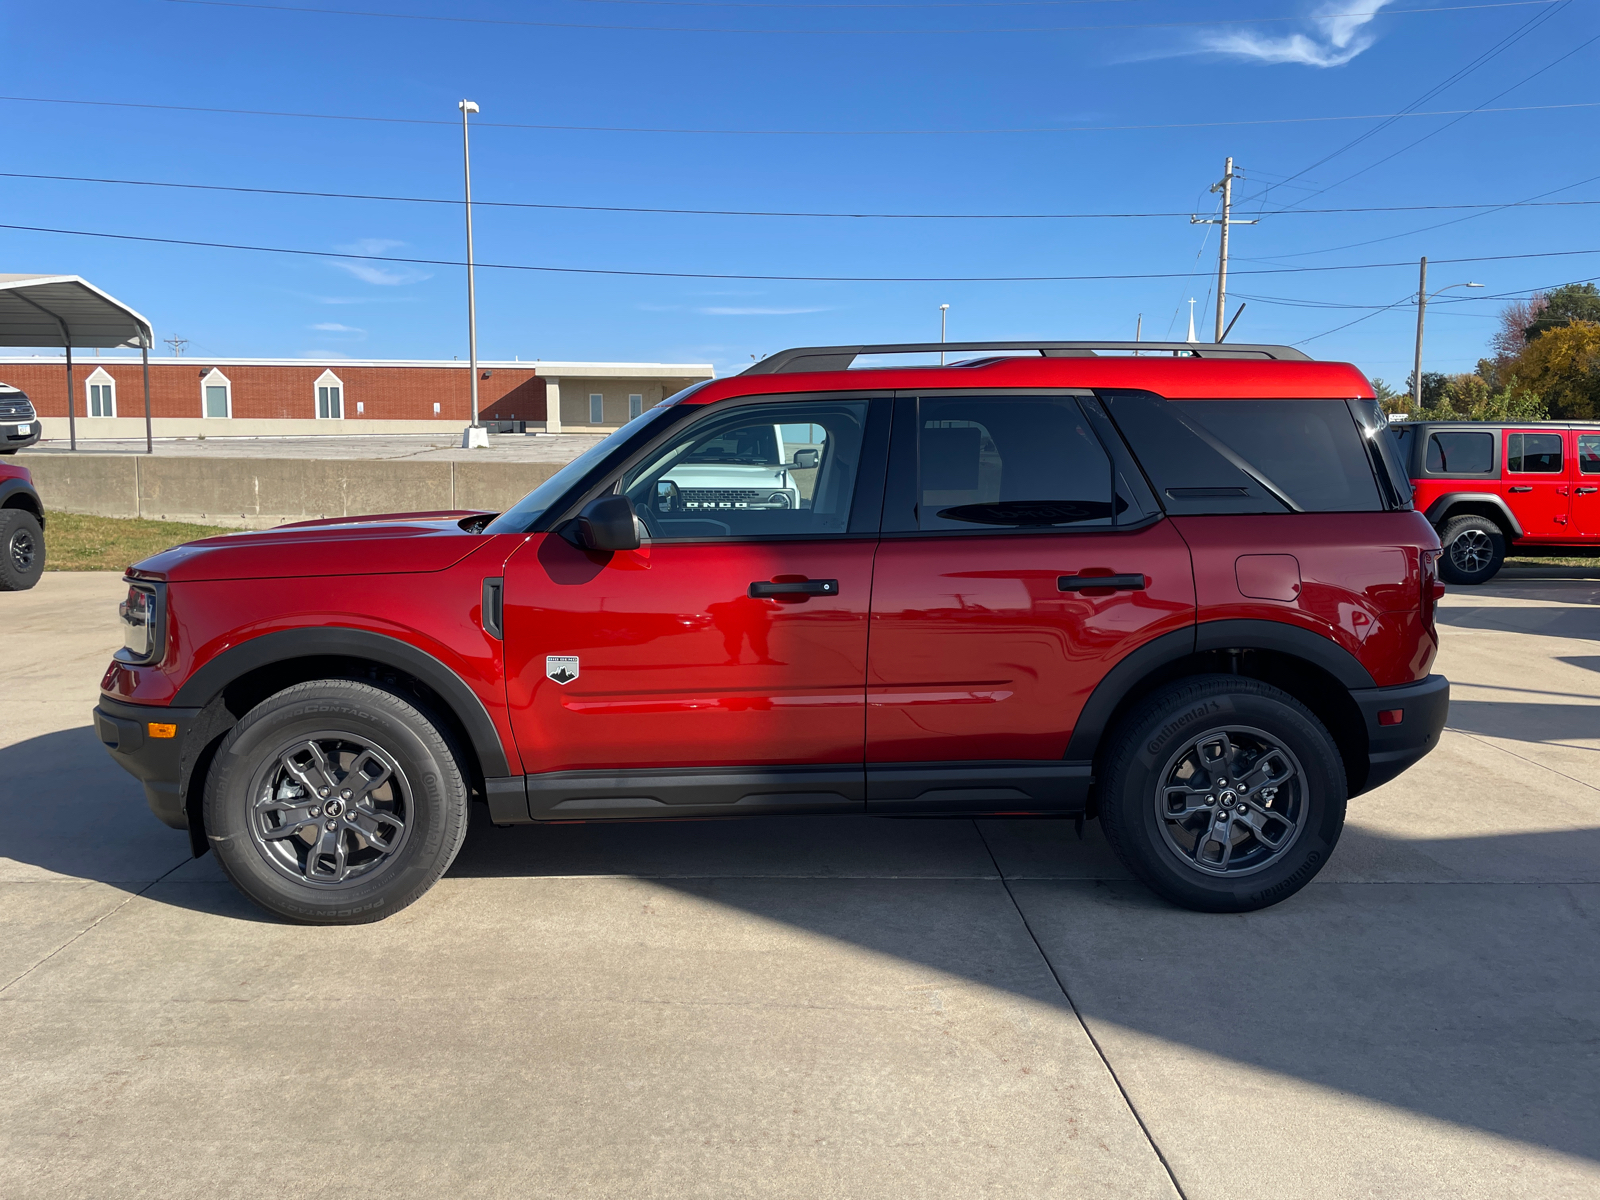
[{"left": 1505, "top": 430, "right": 1566, "bottom": 474}]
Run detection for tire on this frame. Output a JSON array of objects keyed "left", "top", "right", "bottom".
[
  {"left": 1437, "top": 514, "right": 1506, "bottom": 585},
  {"left": 0, "top": 509, "right": 45, "bottom": 591},
  {"left": 1098, "top": 675, "right": 1348, "bottom": 913},
  {"left": 203, "top": 679, "right": 470, "bottom": 924}
]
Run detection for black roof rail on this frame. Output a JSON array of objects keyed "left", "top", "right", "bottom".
[{"left": 741, "top": 340, "right": 1313, "bottom": 374}]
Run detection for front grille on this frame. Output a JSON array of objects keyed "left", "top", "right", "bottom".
[
  {"left": 0, "top": 397, "right": 35, "bottom": 421},
  {"left": 680, "top": 488, "right": 789, "bottom": 510}
]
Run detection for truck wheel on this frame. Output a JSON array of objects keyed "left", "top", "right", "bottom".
[
  {"left": 1098, "top": 675, "right": 1347, "bottom": 913},
  {"left": 1437, "top": 515, "right": 1505, "bottom": 585},
  {"left": 204, "top": 679, "right": 470, "bottom": 924},
  {"left": 0, "top": 509, "right": 45, "bottom": 591}
]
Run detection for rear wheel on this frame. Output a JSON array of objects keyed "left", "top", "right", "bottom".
[
  {"left": 0, "top": 509, "right": 44, "bottom": 591},
  {"left": 1437, "top": 514, "right": 1505, "bottom": 585},
  {"left": 1099, "top": 675, "right": 1348, "bottom": 912},
  {"left": 204, "top": 679, "right": 470, "bottom": 924}
]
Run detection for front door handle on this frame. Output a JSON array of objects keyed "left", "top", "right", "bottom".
[
  {"left": 1508, "top": 486, "right": 1533, "bottom": 493},
  {"left": 481, "top": 577, "right": 504, "bottom": 639},
  {"left": 749, "top": 578, "right": 838, "bottom": 598},
  {"left": 1059, "top": 573, "right": 1147, "bottom": 592},
  {"left": 1578, "top": 486, "right": 1598, "bottom": 494}
]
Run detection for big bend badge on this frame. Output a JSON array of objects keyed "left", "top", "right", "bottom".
[{"left": 545, "top": 655, "right": 580, "bottom": 685}]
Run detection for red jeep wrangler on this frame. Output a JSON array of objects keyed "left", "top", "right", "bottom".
[
  {"left": 95, "top": 341, "right": 1449, "bottom": 924},
  {"left": 1396, "top": 419, "right": 1600, "bottom": 584}
]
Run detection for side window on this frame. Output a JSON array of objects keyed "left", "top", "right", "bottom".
[
  {"left": 1425, "top": 430, "right": 1494, "bottom": 474},
  {"left": 1507, "top": 432, "right": 1563, "bottom": 473},
  {"left": 622, "top": 400, "right": 869, "bottom": 540},
  {"left": 910, "top": 396, "right": 1115, "bottom": 532},
  {"left": 1578, "top": 434, "right": 1600, "bottom": 475}
]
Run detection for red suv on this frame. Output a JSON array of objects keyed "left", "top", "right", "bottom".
[
  {"left": 94, "top": 341, "right": 1449, "bottom": 924},
  {"left": 0, "top": 459, "right": 45, "bottom": 590},
  {"left": 1396, "top": 419, "right": 1600, "bottom": 584}
]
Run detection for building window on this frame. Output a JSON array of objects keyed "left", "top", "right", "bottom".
[
  {"left": 589, "top": 393, "right": 605, "bottom": 424},
  {"left": 629, "top": 393, "right": 644, "bottom": 420},
  {"left": 202, "top": 369, "right": 232, "bottom": 418},
  {"left": 86, "top": 368, "right": 116, "bottom": 418},
  {"left": 314, "top": 369, "right": 344, "bottom": 419}
]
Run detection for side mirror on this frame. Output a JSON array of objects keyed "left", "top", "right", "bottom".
[
  {"left": 792, "top": 448, "right": 820, "bottom": 469},
  {"left": 655, "top": 479, "right": 681, "bottom": 512},
  {"left": 571, "top": 494, "right": 641, "bottom": 552}
]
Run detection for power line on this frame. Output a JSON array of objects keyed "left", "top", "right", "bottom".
[
  {"left": 163, "top": 0, "right": 1568, "bottom": 35},
  {"left": 5, "top": 92, "right": 1597, "bottom": 137},
  {"left": 6, "top": 218, "right": 1600, "bottom": 282},
  {"left": 11, "top": 168, "right": 1600, "bottom": 220}
]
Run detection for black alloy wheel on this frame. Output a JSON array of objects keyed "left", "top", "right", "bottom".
[
  {"left": 1437, "top": 514, "right": 1506, "bottom": 586},
  {"left": 1099, "top": 675, "right": 1348, "bottom": 912},
  {"left": 204, "top": 679, "right": 469, "bottom": 924},
  {"left": 0, "top": 509, "right": 45, "bottom": 591}
]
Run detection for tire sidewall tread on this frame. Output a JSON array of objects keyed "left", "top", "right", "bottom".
[{"left": 0, "top": 509, "right": 44, "bottom": 591}]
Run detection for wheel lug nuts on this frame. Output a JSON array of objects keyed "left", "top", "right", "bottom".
[
  {"left": 341, "top": 789, "right": 353, "bottom": 800},
  {"left": 1205, "top": 796, "right": 1216, "bottom": 805},
  {"left": 310, "top": 807, "right": 320, "bottom": 817},
  {"left": 1237, "top": 804, "right": 1247, "bottom": 813},
  {"left": 319, "top": 788, "right": 330, "bottom": 797},
  {"left": 325, "top": 821, "right": 336, "bottom": 831}
]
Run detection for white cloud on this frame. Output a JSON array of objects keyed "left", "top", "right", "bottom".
[
  {"left": 331, "top": 238, "right": 431, "bottom": 286},
  {"left": 311, "top": 322, "right": 363, "bottom": 333},
  {"left": 336, "top": 238, "right": 406, "bottom": 255},
  {"left": 696, "top": 306, "right": 830, "bottom": 316},
  {"left": 1175, "top": 0, "right": 1396, "bottom": 68}
]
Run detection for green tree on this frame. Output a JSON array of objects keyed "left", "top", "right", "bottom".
[{"left": 1524, "top": 283, "right": 1600, "bottom": 341}]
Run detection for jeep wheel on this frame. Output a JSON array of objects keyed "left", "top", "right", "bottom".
[
  {"left": 1099, "top": 675, "right": 1348, "bottom": 912},
  {"left": 204, "top": 679, "right": 470, "bottom": 924},
  {"left": 1437, "top": 514, "right": 1505, "bottom": 585},
  {"left": 0, "top": 509, "right": 45, "bottom": 591}
]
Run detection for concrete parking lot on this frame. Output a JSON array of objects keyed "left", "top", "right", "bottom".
[{"left": 3, "top": 572, "right": 1597, "bottom": 1199}]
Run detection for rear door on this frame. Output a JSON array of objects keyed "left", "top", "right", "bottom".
[
  {"left": 863, "top": 392, "right": 1195, "bottom": 812},
  {"left": 1573, "top": 431, "right": 1600, "bottom": 539},
  {"left": 1501, "top": 429, "right": 1571, "bottom": 541}
]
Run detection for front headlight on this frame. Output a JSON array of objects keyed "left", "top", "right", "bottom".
[{"left": 118, "top": 581, "right": 165, "bottom": 664}]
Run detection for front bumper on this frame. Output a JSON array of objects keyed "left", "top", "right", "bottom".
[
  {"left": 1, "top": 421, "right": 40, "bottom": 451},
  {"left": 94, "top": 696, "right": 202, "bottom": 829},
  {"left": 1349, "top": 673, "right": 1450, "bottom": 795}
]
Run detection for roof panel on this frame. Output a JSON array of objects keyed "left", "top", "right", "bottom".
[{"left": 0, "top": 275, "right": 153, "bottom": 348}]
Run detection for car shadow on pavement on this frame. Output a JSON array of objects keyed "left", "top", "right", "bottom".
[{"left": 1445, "top": 699, "right": 1600, "bottom": 744}]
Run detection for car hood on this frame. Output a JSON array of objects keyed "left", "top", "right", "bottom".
[{"left": 128, "top": 510, "right": 495, "bottom": 583}]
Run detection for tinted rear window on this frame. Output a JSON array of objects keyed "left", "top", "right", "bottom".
[{"left": 1426, "top": 430, "right": 1495, "bottom": 474}]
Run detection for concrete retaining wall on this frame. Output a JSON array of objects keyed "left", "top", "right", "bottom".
[{"left": 24, "top": 454, "right": 562, "bottom": 529}]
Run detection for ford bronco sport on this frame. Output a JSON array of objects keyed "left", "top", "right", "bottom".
[
  {"left": 1395, "top": 419, "right": 1600, "bottom": 584},
  {"left": 95, "top": 341, "right": 1449, "bottom": 924}
]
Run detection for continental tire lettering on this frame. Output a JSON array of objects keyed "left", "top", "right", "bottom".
[
  {"left": 1143, "top": 698, "right": 1227, "bottom": 762},
  {"left": 1250, "top": 850, "right": 1324, "bottom": 907}
]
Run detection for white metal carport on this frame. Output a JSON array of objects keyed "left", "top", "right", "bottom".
[{"left": 0, "top": 274, "right": 155, "bottom": 452}]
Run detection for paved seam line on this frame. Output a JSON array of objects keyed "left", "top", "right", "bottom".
[
  {"left": 0, "top": 857, "right": 190, "bottom": 995},
  {"left": 1449, "top": 728, "right": 1600, "bottom": 795},
  {"left": 973, "top": 822, "right": 1190, "bottom": 1200}
]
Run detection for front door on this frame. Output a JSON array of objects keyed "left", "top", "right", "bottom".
[
  {"left": 502, "top": 395, "right": 887, "bottom": 818},
  {"left": 1502, "top": 429, "right": 1571, "bottom": 541},
  {"left": 865, "top": 393, "right": 1196, "bottom": 812},
  {"left": 1573, "top": 431, "right": 1600, "bottom": 539}
]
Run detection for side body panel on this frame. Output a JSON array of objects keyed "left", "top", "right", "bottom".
[
  {"left": 1500, "top": 428, "right": 1572, "bottom": 543},
  {"left": 1574, "top": 430, "right": 1600, "bottom": 539},
  {"left": 1175, "top": 512, "right": 1439, "bottom": 687}
]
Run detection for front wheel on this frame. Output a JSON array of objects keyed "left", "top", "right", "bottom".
[
  {"left": 1098, "top": 676, "right": 1348, "bottom": 912},
  {"left": 0, "top": 509, "right": 44, "bottom": 590},
  {"left": 204, "top": 679, "right": 470, "bottom": 924}
]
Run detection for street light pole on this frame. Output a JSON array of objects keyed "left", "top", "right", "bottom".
[
  {"left": 459, "top": 99, "right": 487, "bottom": 450},
  {"left": 1411, "top": 257, "right": 1484, "bottom": 411},
  {"left": 939, "top": 304, "right": 949, "bottom": 365}
]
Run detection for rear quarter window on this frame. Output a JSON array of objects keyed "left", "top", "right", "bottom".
[{"left": 1425, "top": 430, "right": 1495, "bottom": 475}]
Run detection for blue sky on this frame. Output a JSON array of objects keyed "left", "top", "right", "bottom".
[{"left": 4, "top": 0, "right": 1598, "bottom": 384}]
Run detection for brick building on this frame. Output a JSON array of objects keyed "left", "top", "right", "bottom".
[{"left": 0, "top": 356, "right": 714, "bottom": 438}]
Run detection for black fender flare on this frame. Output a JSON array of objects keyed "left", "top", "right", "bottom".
[
  {"left": 1064, "top": 619, "right": 1376, "bottom": 760},
  {"left": 1423, "top": 492, "right": 1523, "bottom": 540},
  {"left": 0, "top": 477, "right": 42, "bottom": 522},
  {"left": 171, "top": 627, "right": 511, "bottom": 777}
]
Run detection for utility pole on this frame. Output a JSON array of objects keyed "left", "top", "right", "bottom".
[
  {"left": 939, "top": 304, "right": 949, "bottom": 365},
  {"left": 1412, "top": 257, "right": 1428, "bottom": 410},
  {"left": 1191, "top": 157, "right": 1257, "bottom": 342},
  {"left": 460, "top": 99, "right": 487, "bottom": 449},
  {"left": 164, "top": 336, "right": 187, "bottom": 357}
]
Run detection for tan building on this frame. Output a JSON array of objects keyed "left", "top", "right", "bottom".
[{"left": 0, "top": 356, "right": 715, "bottom": 439}]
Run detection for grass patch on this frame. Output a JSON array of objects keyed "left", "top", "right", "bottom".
[{"left": 44, "top": 511, "right": 233, "bottom": 572}]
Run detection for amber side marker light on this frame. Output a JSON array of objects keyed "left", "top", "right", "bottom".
[
  {"left": 1378, "top": 709, "right": 1405, "bottom": 727},
  {"left": 148, "top": 723, "right": 178, "bottom": 739}
]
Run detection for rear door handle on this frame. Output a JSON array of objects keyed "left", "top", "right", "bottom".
[
  {"left": 1059, "top": 573, "right": 1147, "bottom": 592},
  {"left": 1578, "top": 486, "right": 1599, "bottom": 494},
  {"left": 1508, "top": 486, "right": 1533, "bottom": 493},
  {"left": 749, "top": 578, "right": 839, "bottom": 598}
]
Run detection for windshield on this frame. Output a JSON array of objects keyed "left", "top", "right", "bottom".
[{"left": 484, "top": 404, "right": 684, "bottom": 534}]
